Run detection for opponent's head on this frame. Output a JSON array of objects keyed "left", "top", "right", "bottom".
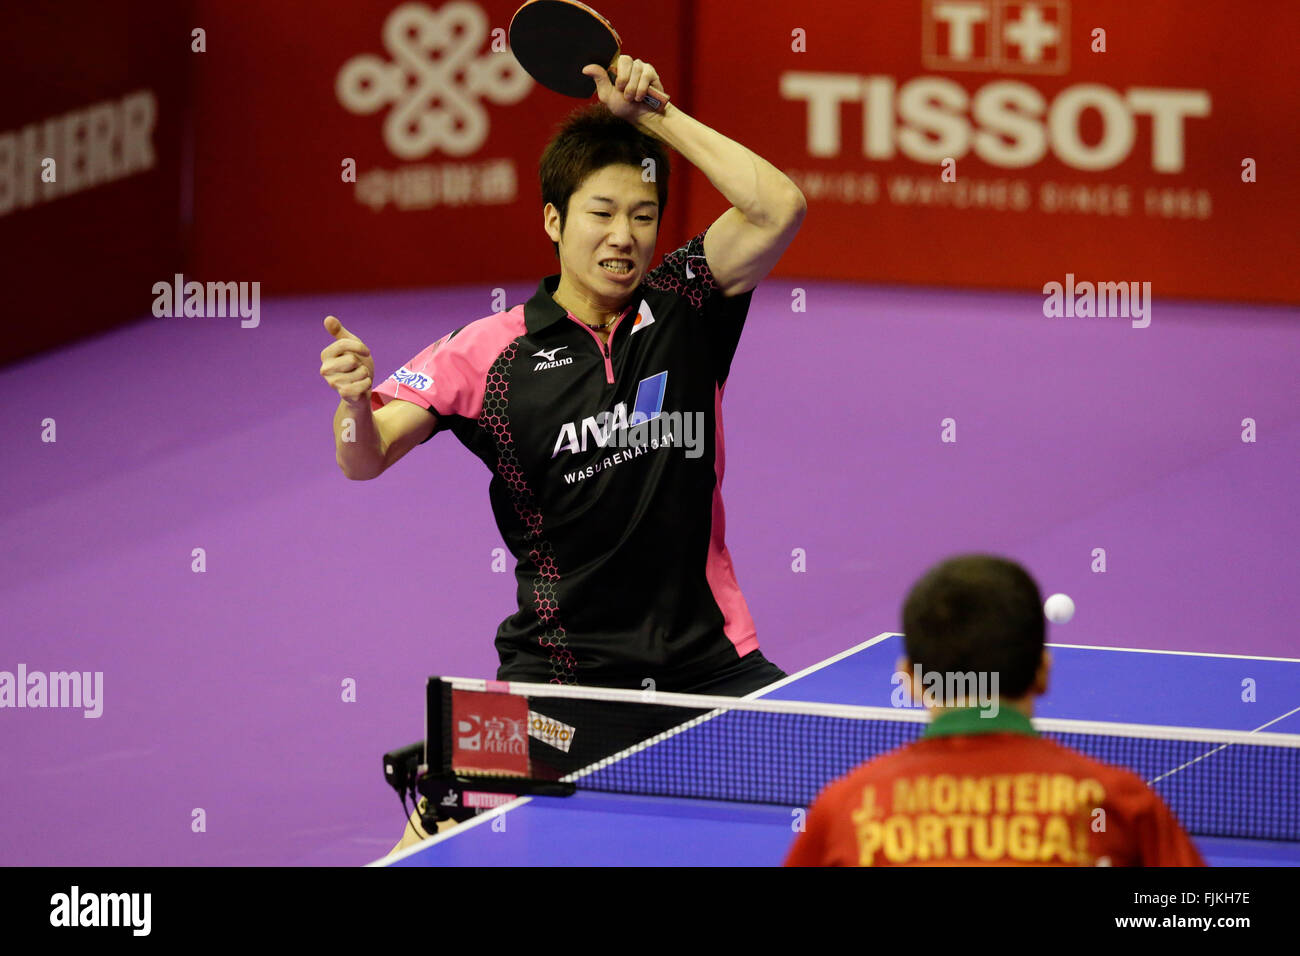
[
  {"left": 900, "top": 554, "right": 1049, "bottom": 708},
  {"left": 539, "top": 104, "right": 670, "bottom": 298}
]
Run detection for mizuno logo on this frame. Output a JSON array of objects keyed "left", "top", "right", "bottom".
[{"left": 533, "top": 345, "right": 573, "bottom": 371}]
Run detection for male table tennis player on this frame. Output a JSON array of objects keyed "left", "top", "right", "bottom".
[
  {"left": 320, "top": 57, "right": 805, "bottom": 848},
  {"left": 785, "top": 555, "right": 1205, "bottom": 866}
]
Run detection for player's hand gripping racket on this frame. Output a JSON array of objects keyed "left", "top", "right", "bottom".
[{"left": 509, "top": 0, "right": 670, "bottom": 111}]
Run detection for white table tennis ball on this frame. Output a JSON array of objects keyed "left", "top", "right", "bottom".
[{"left": 1044, "top": 593, "right": 1075, "bottom": 624}]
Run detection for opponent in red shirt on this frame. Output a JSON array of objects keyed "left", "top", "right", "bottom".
[{"left": 785, "top": 555, "right": 1206, "bottom": 867}]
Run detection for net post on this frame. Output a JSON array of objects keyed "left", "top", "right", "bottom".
[{"left": 424, "top": 676, "right": 450, "bottom": 774}]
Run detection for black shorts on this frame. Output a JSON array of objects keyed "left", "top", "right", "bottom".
[{"left": 673, "top": 649, "right": 788, "bottom": 696}]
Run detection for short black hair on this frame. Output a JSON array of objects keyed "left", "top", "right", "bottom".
[
  {"left": 901, "top": 555, "right": 1045, "bottom": 698},
  {"left": 538, "top": 103, "right": 670, "bottom": 257}
]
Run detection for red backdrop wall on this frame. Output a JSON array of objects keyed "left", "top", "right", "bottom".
[
  {"left": 2, "top": 1, "right": 191, "bottom": 363},
  {"left": 7, "top": 1, "right": 1297, "bottom": 364},
  {"left": 684, "top": 0, "right": 1299, "bottom": 302},
  {"left": 187, "top": 0, "right": 692, "bottom": 294}
]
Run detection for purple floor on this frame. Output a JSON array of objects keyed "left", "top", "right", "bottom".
[{"left": 2, "top": 281, "right": 1296, "bottom": 866}]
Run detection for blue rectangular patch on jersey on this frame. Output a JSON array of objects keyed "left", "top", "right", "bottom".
[{"left": 630, "top": 372, "right": 667, "bottom": 425}]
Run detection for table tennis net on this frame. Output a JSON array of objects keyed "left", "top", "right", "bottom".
[{"left": 427, "top": 677, "right": 1299, "bottom": 841}]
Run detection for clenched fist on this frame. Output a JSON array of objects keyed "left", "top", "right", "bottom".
[{"left": 320, "top": 316, "right": 375, "bottom": 408}]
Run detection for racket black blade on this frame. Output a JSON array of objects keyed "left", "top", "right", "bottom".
[{"left": 509, "top": 0, "right": 619, "bottom": 98}]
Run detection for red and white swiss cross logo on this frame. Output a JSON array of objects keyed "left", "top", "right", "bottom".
[{"left": 923, "top": 0, "right": 1069, "bottom": 75}]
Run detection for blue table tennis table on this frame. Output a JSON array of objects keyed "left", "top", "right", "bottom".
[{"left": 377, "top": 634, "right": 1300, "bottom": 867}]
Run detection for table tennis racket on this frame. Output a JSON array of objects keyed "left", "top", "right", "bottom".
[{"left": 509, "top": 0, "right": 670, "bottom": 111}]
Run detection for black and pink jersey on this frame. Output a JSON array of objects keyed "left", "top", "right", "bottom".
[{"left": 371, "top": 230, "right": 761, "bottom": 688}]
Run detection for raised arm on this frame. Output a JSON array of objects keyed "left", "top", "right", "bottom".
[{"left": 585, "top": 58, "right": 807, "bottom": 296}]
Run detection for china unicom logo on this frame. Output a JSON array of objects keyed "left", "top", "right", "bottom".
[{"left": 336, "top": 2, "right": 533, "bottom": 159}]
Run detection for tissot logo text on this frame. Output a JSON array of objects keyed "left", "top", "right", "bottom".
[{"left": 782, "top": 73, "right": 1210, "bottom": 172}]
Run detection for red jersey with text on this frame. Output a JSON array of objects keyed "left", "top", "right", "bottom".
[
  {"left": 370, "top": 230, "right": 760, "bottom": 688},
  {"left": 784, "top": 708, "right": 1207, "bottom": 867}
]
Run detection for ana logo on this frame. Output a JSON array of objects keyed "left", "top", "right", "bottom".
[
  {"left": 552, "top": 371, "right": 667, "bottom": 456},
  {"left": 533, "top": 346, "right": 574, "bottom": 371},
  {"left": 630, "top": 298, "right": 656, "bottom": 333},
  {"left": 335, "top": 4, "right": 532, "bottom": 159},
  {"left": 391, "top": 366, "right": 432, "bottom": 391}
]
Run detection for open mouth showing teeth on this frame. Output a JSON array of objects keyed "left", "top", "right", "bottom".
[{"left": 600, "top": 260, "right": 633, "bottom": 274}]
